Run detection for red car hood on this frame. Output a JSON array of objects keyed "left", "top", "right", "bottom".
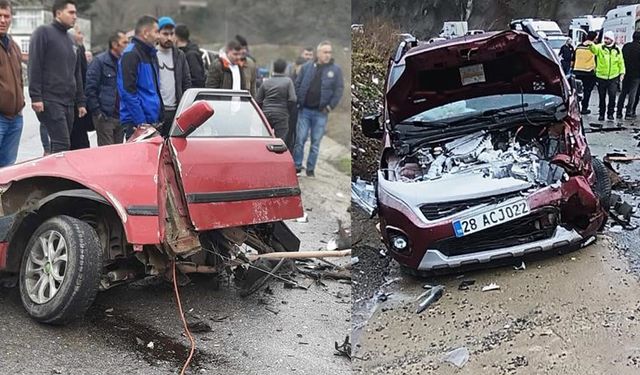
[{"left": 386, "top": 30, "right": 569, "bottom": 123}]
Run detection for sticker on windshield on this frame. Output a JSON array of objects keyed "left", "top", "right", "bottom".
[{"left": 459, "top": 64, "right": 486, "bottom": 86}]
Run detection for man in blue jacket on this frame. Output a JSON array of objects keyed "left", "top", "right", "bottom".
[
  {"left": 85, "top": 30, "right": 127, "bottom": 145},
  {"left": 117, "top": 15, "right": 162, "bottom": 137},
  {"left": 293, "top": 41, "right": 344, "bottom": 177}
]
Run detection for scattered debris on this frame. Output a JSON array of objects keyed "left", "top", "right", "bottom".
[
  {"left": 442, "top": 346, "right": 470, "bottom": 368},
  {"left": 295, "top": 213, "right": 309, "bottom": 223},
  {"left": 609, "top": 225, "right": 624, "bottom": 233},
  {"left": 514, "top": 261, "right": 526, "bottom": 271},
  {"left": 416, "top": 285, "right": 445, "bottom": 314},
  {"left": 605, "top": 153, "right": 640, "bottom": 163},
  {"left": 609, "top": 194, "right": 638, "bottom": 230},
  {"left": 326, "top": 219, "right": 351, "bottom": 250},
  {"left": 351, "top": 178, "right": 377, "bottom": 216},
  {"left": 334, "top": 335, "right": 352, "bottom": 360},
  {"left": 458, "top": 279, "right": 476, "bottom": 291},
  {"left": 146, "top": 341, "right": 155, "bottom": 350},
  {"left": 586, "top": 125, "right": 627, "bottom": 133},
  {"left": 104, "top": 308, "right": 114, "bottom": 314},
  {"left": 377, "top": 292, "right": 392, "bottom": 302},
  {"left": 210, "top": 315, "right": 228, "bottom": 322},
  {"left": 265, "top": 306, "right": 280, "bottom": 315},
  {"left": 351, "top": 256, "right": 360, "bottom": 265},
  {"left": 187, "top": 320, "right": 212, "bottom": 333},
  {"left": 482, "top": 283, "right": 501, "bottom": 292}
]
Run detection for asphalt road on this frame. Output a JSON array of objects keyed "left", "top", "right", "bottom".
[{"left": 1, "top": 90, "right": 352, "bottom": 375}]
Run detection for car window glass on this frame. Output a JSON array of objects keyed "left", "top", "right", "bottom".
[
  {"left": 188, "top": 95, "right": 271, "bottom": 138},
  {"left": 404, "top": 94, "right": 563, "bottom": 122}
]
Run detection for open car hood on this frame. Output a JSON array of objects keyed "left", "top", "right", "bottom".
[{"left": 386, "top": 30, "right": 569, "bottom": 123}]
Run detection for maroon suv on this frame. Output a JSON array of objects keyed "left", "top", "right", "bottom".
[{"left": 361, "top": 30, "right": 610, "bottom": 274}]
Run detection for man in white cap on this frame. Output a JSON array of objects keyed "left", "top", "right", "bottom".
[{"left": 585, "top": 31, "right": 625, "bottom": 121}]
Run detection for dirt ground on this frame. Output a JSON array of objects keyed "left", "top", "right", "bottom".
[{"left": 351, "top": 79, "right": 640, "bottom": 375}]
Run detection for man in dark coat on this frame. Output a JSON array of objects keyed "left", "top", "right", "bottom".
[
  {"left": 256, "top": 58, "right": 297, "bottom": 141},
  {"left": 618, "top": 31, "right": 640, "bottom": 119},
  {"left": 175, "top": 24, "right": 206, "bottom": 88},
  {"left": 85, "top": 30, "right": 127, "bottom": 145},
  {"left": 205, "top": 39, "right": 249, "bottom": 92}
]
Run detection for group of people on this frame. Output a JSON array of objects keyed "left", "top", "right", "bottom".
[
  {"left": 0, "top": 0, "right": 344, "bottom": 177},
  {"left": 560, "top": 30, "right": 640, "bottom": 121}
]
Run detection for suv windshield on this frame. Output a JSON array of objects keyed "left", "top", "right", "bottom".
[
  {"left": 402, "top": 94, "right": 564, "bottom": 124},
  {"left": 187, "top": 94, "right": 272, "bottom": 138}
]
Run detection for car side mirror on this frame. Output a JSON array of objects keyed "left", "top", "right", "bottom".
[
  {"left": 361, "top": 113, "right": 384, "bottom": 139},
  {"left": 173, "top": 101, "right": 215, "bottom": 137}
]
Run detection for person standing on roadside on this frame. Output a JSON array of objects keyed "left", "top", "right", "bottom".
[
  {"left": 85, "top": 30, "right": 127, "bottom": 145},
  {"left": 293, "top": 41, "right": 344, "bottom": 178},
  {"left": 70, "top": 24, "right": 91, "bottom": 149},
  {"left": 285, "top": 46, "right": 314, "bottom": 152},
  {"left": 28, "top": 0, "right": 87, "bottom": 153},
  {"left": 616, "top": 31, "right": 640, "bottom": 120},
  {"left": 175, "top": 24, "right": 206, "bottom": 88},
  {"left": 0, "top": 0, "right": 25, "bottom": 167},
  {"left": 235, "top": 35, "right": 257, "bottom": 97},
  {"left": 118, "top": 15, "right": 162, "bottom": 138},
  {"left": 205, "top": 39, "right": 248, "bottom": 91},
  {"left": 559, "top": 38, "right": 574, "bottom": 75},
  {"left": 585, "top": 31, "right": 625, "bottom": 121},
  {"left": 572, "top": 31, "right": 598, "bottom": 114},
  {"left": 156, "top": 16, "right": 191, "bottom": 136},
  {"left": 256, "top": 59, "right": 297, "bottom": 142}
]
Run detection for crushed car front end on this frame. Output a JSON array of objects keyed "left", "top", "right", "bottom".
[{"left": 375, "top": 30, "right": 608, "bottom": 273}]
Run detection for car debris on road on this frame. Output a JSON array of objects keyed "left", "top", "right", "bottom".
[{"left": 416, "top": 284, "right": 445, "bottom": 314}]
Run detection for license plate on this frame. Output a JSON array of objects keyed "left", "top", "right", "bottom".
[{"left": 452, "top": 200, "right": 530, "bottom": 237}]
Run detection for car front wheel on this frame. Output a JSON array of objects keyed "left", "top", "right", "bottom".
[{"left": 19, "top": 215, "right": 102, "bottom": 325}]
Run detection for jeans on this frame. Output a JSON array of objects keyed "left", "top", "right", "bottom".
[
  {"left": 35, "top": 101, "right": 75, "bottom": 153},
  {"left": 264, "top": 111, "right": 289, "bottom": 143},
  {"left": 0, "top": 114, "right": 23, "bottom": 167},
  {"left": 596, "top": 77, "right": 619, "bottom": 117},
  {"left": 94, "top": 114, "right": 124, "bottom": 146},
  {"left": 617, "top": 77, "right": 640, "bottom": 116},
  {"left": 293, "top": 108, "right": 328, "bottom": 172}
]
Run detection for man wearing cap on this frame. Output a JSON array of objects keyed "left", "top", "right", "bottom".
[
  {"left": 585, "top": 31, "right": 625, "bottom": 121},
  {"left": 156, "top": 16, "right": 191, "bottom": 136}
]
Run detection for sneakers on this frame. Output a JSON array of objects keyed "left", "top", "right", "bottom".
[
  {"left": 580, "top": 109, "right": 591, "bottom": 115},
  {"left": 598, "top": 115, "right": 605, "bottom": 121},
  {"left": 296, "top": 168, "right": 302, "bottom": 176},
  {"left": 306, "top": 170, "right": 315, "bottom": 178}
]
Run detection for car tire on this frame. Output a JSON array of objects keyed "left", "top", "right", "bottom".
[
  {"left": 591, "top": 156, "right": 612, "bottom": 211},
  {"left": 19, "top": 215, "right": 102, "bottom": 325}
]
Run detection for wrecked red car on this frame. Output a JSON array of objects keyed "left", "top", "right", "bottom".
[
  {"left": 361, "top": 30, "right": 611, "bottom": 275},
  {"left": 0, "top": 89, "right": 303, "bottom": 324}
]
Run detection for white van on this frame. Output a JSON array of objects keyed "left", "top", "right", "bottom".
[
  {"left": 510, "top": 18, "right": 563, "bottom": 38},
  {"left": 570, "top": 15, "right": 605, "bottom": 44},
  {"left": 602, "top": 4, "right": 640, "bottom": 45}
]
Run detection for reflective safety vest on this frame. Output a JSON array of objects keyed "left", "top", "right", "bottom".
[{"left": 573, "top": 45, "right": 596, "bottom": 73}]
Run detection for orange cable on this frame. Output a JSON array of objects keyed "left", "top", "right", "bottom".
[{"left": 173, "top": 259, "right": 196, "bottom": 375}]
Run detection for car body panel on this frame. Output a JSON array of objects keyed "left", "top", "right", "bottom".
[{"left": 386, "top": 31, "right": 568, "bottom": 123}]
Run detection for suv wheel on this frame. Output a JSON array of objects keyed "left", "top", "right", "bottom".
[{"left": 19, "top": 215, "right": 102, "bottom": 325}]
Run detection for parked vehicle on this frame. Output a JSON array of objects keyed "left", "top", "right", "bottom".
[
  {"left": 439, "top": 21, "right": 468, "bottom": 38},
  {"left": 360, "top": 30, "right": 610, "bottom": 275},
  {"left": 570, "top": 15, "right": 605, "bottom": 44},
  {"left": 602, "top": 4, "right": 640, "bottom": 45},
  {"left": 545, "top": 35, "right": 571, "bottom": 56},
  {"left": 0, "top": 89, "right": 303, "bottom": 324},
  {"left": 466, "top": 29, "right": 485, "bottom": 36},
  {"left": 510, "top": 18, "right": 563, "bottom": 39}
]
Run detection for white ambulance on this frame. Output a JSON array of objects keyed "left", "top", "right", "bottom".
[
  {"left": 602, "top": 4, "right": 640, "bottom": 45},
  {"left": 570, "top": 15, "right": 605, "bottom": 44}
]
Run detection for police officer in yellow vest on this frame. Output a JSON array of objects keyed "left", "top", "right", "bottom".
[
  {"left": 585, "top": 31, "right": 625, "bottom": 121},
  {"left": 573, "top": 31, "right": 598, "bottom": 115}
]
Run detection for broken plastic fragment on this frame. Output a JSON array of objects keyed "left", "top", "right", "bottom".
[
  {"left": 513, "top": 261, "right": 526, "bottom": 271},
  {"left": 416, "top": 285, "right": 444, "bottom": 314},
  {"left": 351, "top": 178, "right": 376, "bottom": 216},
  {"left": 295, "top": 212, "right": 309, "bottom": 223},
  {"left": 147, "top": 341, "right": 154, "bottom": 349},
  {"left": 442, "top": 347, "right": 469, "bottom": 368},
  {"left": 482, "top": 283, "right": 500, "bottom": 292}
]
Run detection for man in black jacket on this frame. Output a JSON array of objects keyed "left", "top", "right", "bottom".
[
  {"left": 175, "top": 24, "right": 205, "bottom": 88},
  {"left": 618, "top": 31, "right": 640, "bottom": 119},
  {"left": 256, "top": 59, "right": 297, "bottom": 141},
  {"left": 28, "top": 0, "right": 87, "bottom": 153},
  {"left": 156, "top": 16, "right": 191, "bottom": 136}
]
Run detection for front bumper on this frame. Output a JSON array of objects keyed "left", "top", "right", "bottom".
[{"left": 377, "top": 173, "right": 605, "bottom": 271}]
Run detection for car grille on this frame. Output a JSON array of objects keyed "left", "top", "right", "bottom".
[
  {"left": 433, "top": 208, "right": 559, "bottom": 257},
  {"left": 419, "top": 191, "right": 524, "bottom": 221}
]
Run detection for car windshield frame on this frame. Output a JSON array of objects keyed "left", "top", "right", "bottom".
[{"left": 186, "top": 94, "right": 273, "bottom": 138}]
